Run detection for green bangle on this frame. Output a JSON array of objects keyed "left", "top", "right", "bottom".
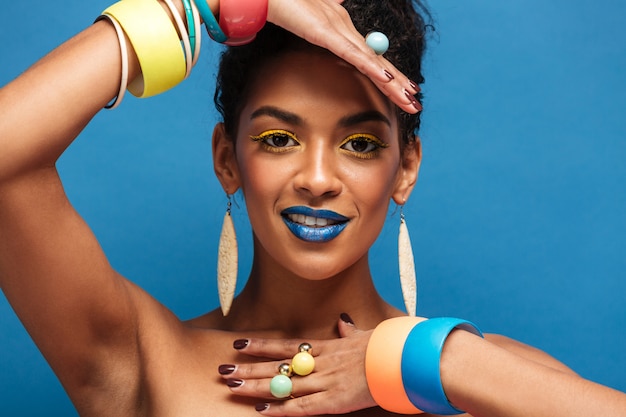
[
  {"left": 193, "top": 0, "right": 227, "bottom": 43},
  {"left": 181, "top": 0, "right": 196, "bottom": 55}
]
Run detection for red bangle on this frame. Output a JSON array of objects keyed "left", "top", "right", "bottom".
[{"left": 219, "top": 0, "right": 268, "bottom": 46}]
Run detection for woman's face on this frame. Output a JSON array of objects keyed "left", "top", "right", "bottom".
[{"left": 219, "top": 50, "right": 419, "bottom": 280}]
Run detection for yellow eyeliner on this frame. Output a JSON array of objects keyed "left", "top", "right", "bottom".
[
  {"left": 250, "top": 129, "right": 300, "bottom": 153},
  {"left": 339, "top": 133, "right": 389, "bottom": 159}
]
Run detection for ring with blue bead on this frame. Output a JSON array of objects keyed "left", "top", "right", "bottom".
[{"left": 365, "top": 31, "right": 389, "bottom": 55}]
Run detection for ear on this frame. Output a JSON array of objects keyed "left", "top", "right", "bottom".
[
  {"left": 392, "top": 136, "right": 422, "bottom": 205},
  {"left": 212, "top": 123, "right": 241, "bottom": 194}
]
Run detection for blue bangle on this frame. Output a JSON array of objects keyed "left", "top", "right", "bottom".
[
  {"left": 401, "top": 317, "right": 483, "bottom": 415},
  {"left": 193, "top": 0, "right": 227, "bottom": 43}
]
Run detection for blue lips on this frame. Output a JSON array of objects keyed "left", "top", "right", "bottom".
[{"left": 281, "top": 206, "right": 349, "bottom": 243}]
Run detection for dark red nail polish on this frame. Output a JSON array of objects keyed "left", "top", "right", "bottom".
[
  {"left": 255, "top": 403, "right": 269, "bottom": 412},
  {"left": 340, "top": 312, "right": 354, "bottom": 325},
  {"left": 404, "top": 89, "right": 416, "bottom": 104},
  {"left": 218, "top": 364, "right": 236, "bottom": 375},
  {"left": 383, "top": 69, "right": 394, "bottom": 81},
  {"left": 226, "top": 378, "right": 244, "bottom": 388},
  {"left": 233, "top": 339, "right": 249, "bottom": 350},
  {"left": 404, "top": 90, "right": 422, "bottom": 112},
  {"left": 409, "top": 79, "right": 420, "bottom": 92}
]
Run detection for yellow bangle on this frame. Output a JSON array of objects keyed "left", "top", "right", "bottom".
[
  {"left": 103, "top": 0, "right": 186, "bottom": 98},
  {"left": 366, "top": 317, "right": 425, "bottom": 414}
]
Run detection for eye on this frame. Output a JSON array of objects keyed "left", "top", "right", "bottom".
[
  {"left": 339, "top": 134, "right": 389, "bottom": 159},
  {"left": 250, "top": 129, "right": 300, "bottom": 153}
]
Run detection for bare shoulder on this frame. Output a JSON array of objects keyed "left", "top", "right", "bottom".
[{"left": 484, "top": 333, "right": 576, "bottom": 374}]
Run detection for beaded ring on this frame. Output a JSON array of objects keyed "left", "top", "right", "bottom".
[
  {"left": 292, "top": 343, "right": 315, "bottom": 376},
  {"left": 365, "top": 31, "right": 389, "bottom": 55},
  {"left": 269, "top": 343, "right": 316, "bottom": 399},
  {"left": 270, "top": 363, "right": 293, "bottom": 399}
]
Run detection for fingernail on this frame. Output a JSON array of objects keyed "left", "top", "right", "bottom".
[
  {"left": 340, "top": 312, "right": 354, "bottom": 325},
  {"left": 233, "top": 339, "right": 249, "bottom": 350},
  {"left": 404, "top": 90, "right": 423, "bottom": 112},
  {"left": 226, "top": 378, "right": 244, "bottom": 388},
  {"left": 255, "top": 403, "right": 270, "bottom": 412},
  {"left": 218, "top": 364, "right": 236, "bottom": 375},
  {"left": 383, "top": 69, "right": 394, "bottom": 81},
  {"left": 409, "top": 79, "right": 420, "bottom": 92}
]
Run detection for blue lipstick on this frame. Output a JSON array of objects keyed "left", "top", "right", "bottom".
[{"left": 281, "top": 206, "right": 349, "bottom": 243}]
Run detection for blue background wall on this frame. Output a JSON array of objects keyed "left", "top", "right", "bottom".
[{"left": 1, "top": 1, "right": 624, "bottom": 414}]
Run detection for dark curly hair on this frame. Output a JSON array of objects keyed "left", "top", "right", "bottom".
[{"left": 214, "top": 0, "right": 431, "bottom": 148}]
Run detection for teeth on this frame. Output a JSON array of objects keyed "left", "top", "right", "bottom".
[{"left": 288, "top": 214, "right": 332, "bottom": 227}]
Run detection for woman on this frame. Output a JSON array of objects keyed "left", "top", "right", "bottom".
[{"left": 0, "top": 0, "right": 625, "bottom": 417}]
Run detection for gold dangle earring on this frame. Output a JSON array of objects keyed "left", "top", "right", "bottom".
[
  {"left": 217, "top": 194, "right": 238, "bottom": 316},
  {"left": 398, "top": 202, "right": 417, "bottom": 316}
]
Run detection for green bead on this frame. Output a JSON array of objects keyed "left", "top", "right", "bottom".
[{"left": 270, "top": 374, "right": 292, "bottom": 399}]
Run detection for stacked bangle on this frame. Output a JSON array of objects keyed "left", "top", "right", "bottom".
[
  {"left": 97, "top": 0, "right": 267, "bottom": 107},
  {"left": 181, "top": 0, "right": 197, "bottom": 56},
  {"left": 102, "top": 0, "right": 186, "bottom": 98},
  {"left": 97, "top": 14, "right": 129, "bottom": 109},
  {"left": 366, "top": 317, "right": 483, "bottom": 415},
  {"left": 365, "top": 317, "right": 425, "bottom": 414},
  {"left": 162, "top": 0, "right": 193, "bottom": 79},
  {"left": 193, "top": 0, "right": 227, "bottom": 42},
  {"left": 219, "top": 0, "right": 268, "bottom": 46}
]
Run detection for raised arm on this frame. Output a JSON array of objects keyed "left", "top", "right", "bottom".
[
  {"left": 0, "top": 12, "right": 146, "bottom": 413},
  {"left": 0, "top": 0, "right": 420, "bottom": 412}
]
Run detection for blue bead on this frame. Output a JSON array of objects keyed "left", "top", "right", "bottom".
[{"left": 366, "top": 31, "right": 389, "bottom": 55}]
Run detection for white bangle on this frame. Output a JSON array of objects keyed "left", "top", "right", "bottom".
[
  {"left": 98, "top": 14, "right": 129, "bottom": 109},
  {"left": 162, "top": 0, "right": 193, "bottom": 79}
]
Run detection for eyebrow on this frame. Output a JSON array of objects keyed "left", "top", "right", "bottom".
[
  {"left": 250, "top": 106, "right": 303, "bottom": 125},
  {"left": 250, "top": 106, "right": 391, "bottom": 128},
  {"left": 338, "top": 110, "right": 391, "bottom": 128}
]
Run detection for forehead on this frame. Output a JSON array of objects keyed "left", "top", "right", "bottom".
[{"left": 239, "top": 50, "right": 396, "bottom": 130}]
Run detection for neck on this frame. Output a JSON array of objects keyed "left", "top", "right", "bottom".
[{"left": 219, "top": 247, "right": 398, "bottom": 339}]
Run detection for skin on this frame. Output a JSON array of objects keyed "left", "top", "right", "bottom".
[
  {"left": 0, "top": 1, "right": 415, "bottom": 415},
  {"left": 1, "top": 1, "right": 625, "bottom": 417}
]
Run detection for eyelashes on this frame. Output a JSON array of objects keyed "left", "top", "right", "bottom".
[
  {"left": 250, "top": 130, "right": 389, "bottom": 159},
  {"left": 250, "top": 129, "right": 300, "bottom": 153},
  {"left": 339, "top": 133, "right": 389, "bottom": 159}
]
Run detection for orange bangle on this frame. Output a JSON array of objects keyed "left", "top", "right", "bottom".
[{"left": 366, "top": 317, "right": 425, "bottom": 414}]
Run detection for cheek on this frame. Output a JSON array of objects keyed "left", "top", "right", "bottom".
[{"left": 346, "top": 158, "right": 401, "bottom": 206}]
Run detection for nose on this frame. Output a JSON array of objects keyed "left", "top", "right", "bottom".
[{"left": 293, "top": 141, "right": 342, "bottom": 198}]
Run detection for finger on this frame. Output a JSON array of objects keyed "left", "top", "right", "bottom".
[
  {"left": 234, "top": 337, "right": 325, "bottom": 359},
  {"left": 225, "top": 374, "right": 320, "bottom": 400},
  {"left": 297, "top": 12, "right": 420, "bottom": 113},
  {"left": 256, "top": 388, "right": 374, "bottom": 417},
  {"left": 337, "top": 313, "right": 360, "bottom": 338},
  {"left": 218, "top": 361, "right": 285, "bottom": 380},
  {"left": 255, "top": 392, "right": 332, "bottom": 416}
]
